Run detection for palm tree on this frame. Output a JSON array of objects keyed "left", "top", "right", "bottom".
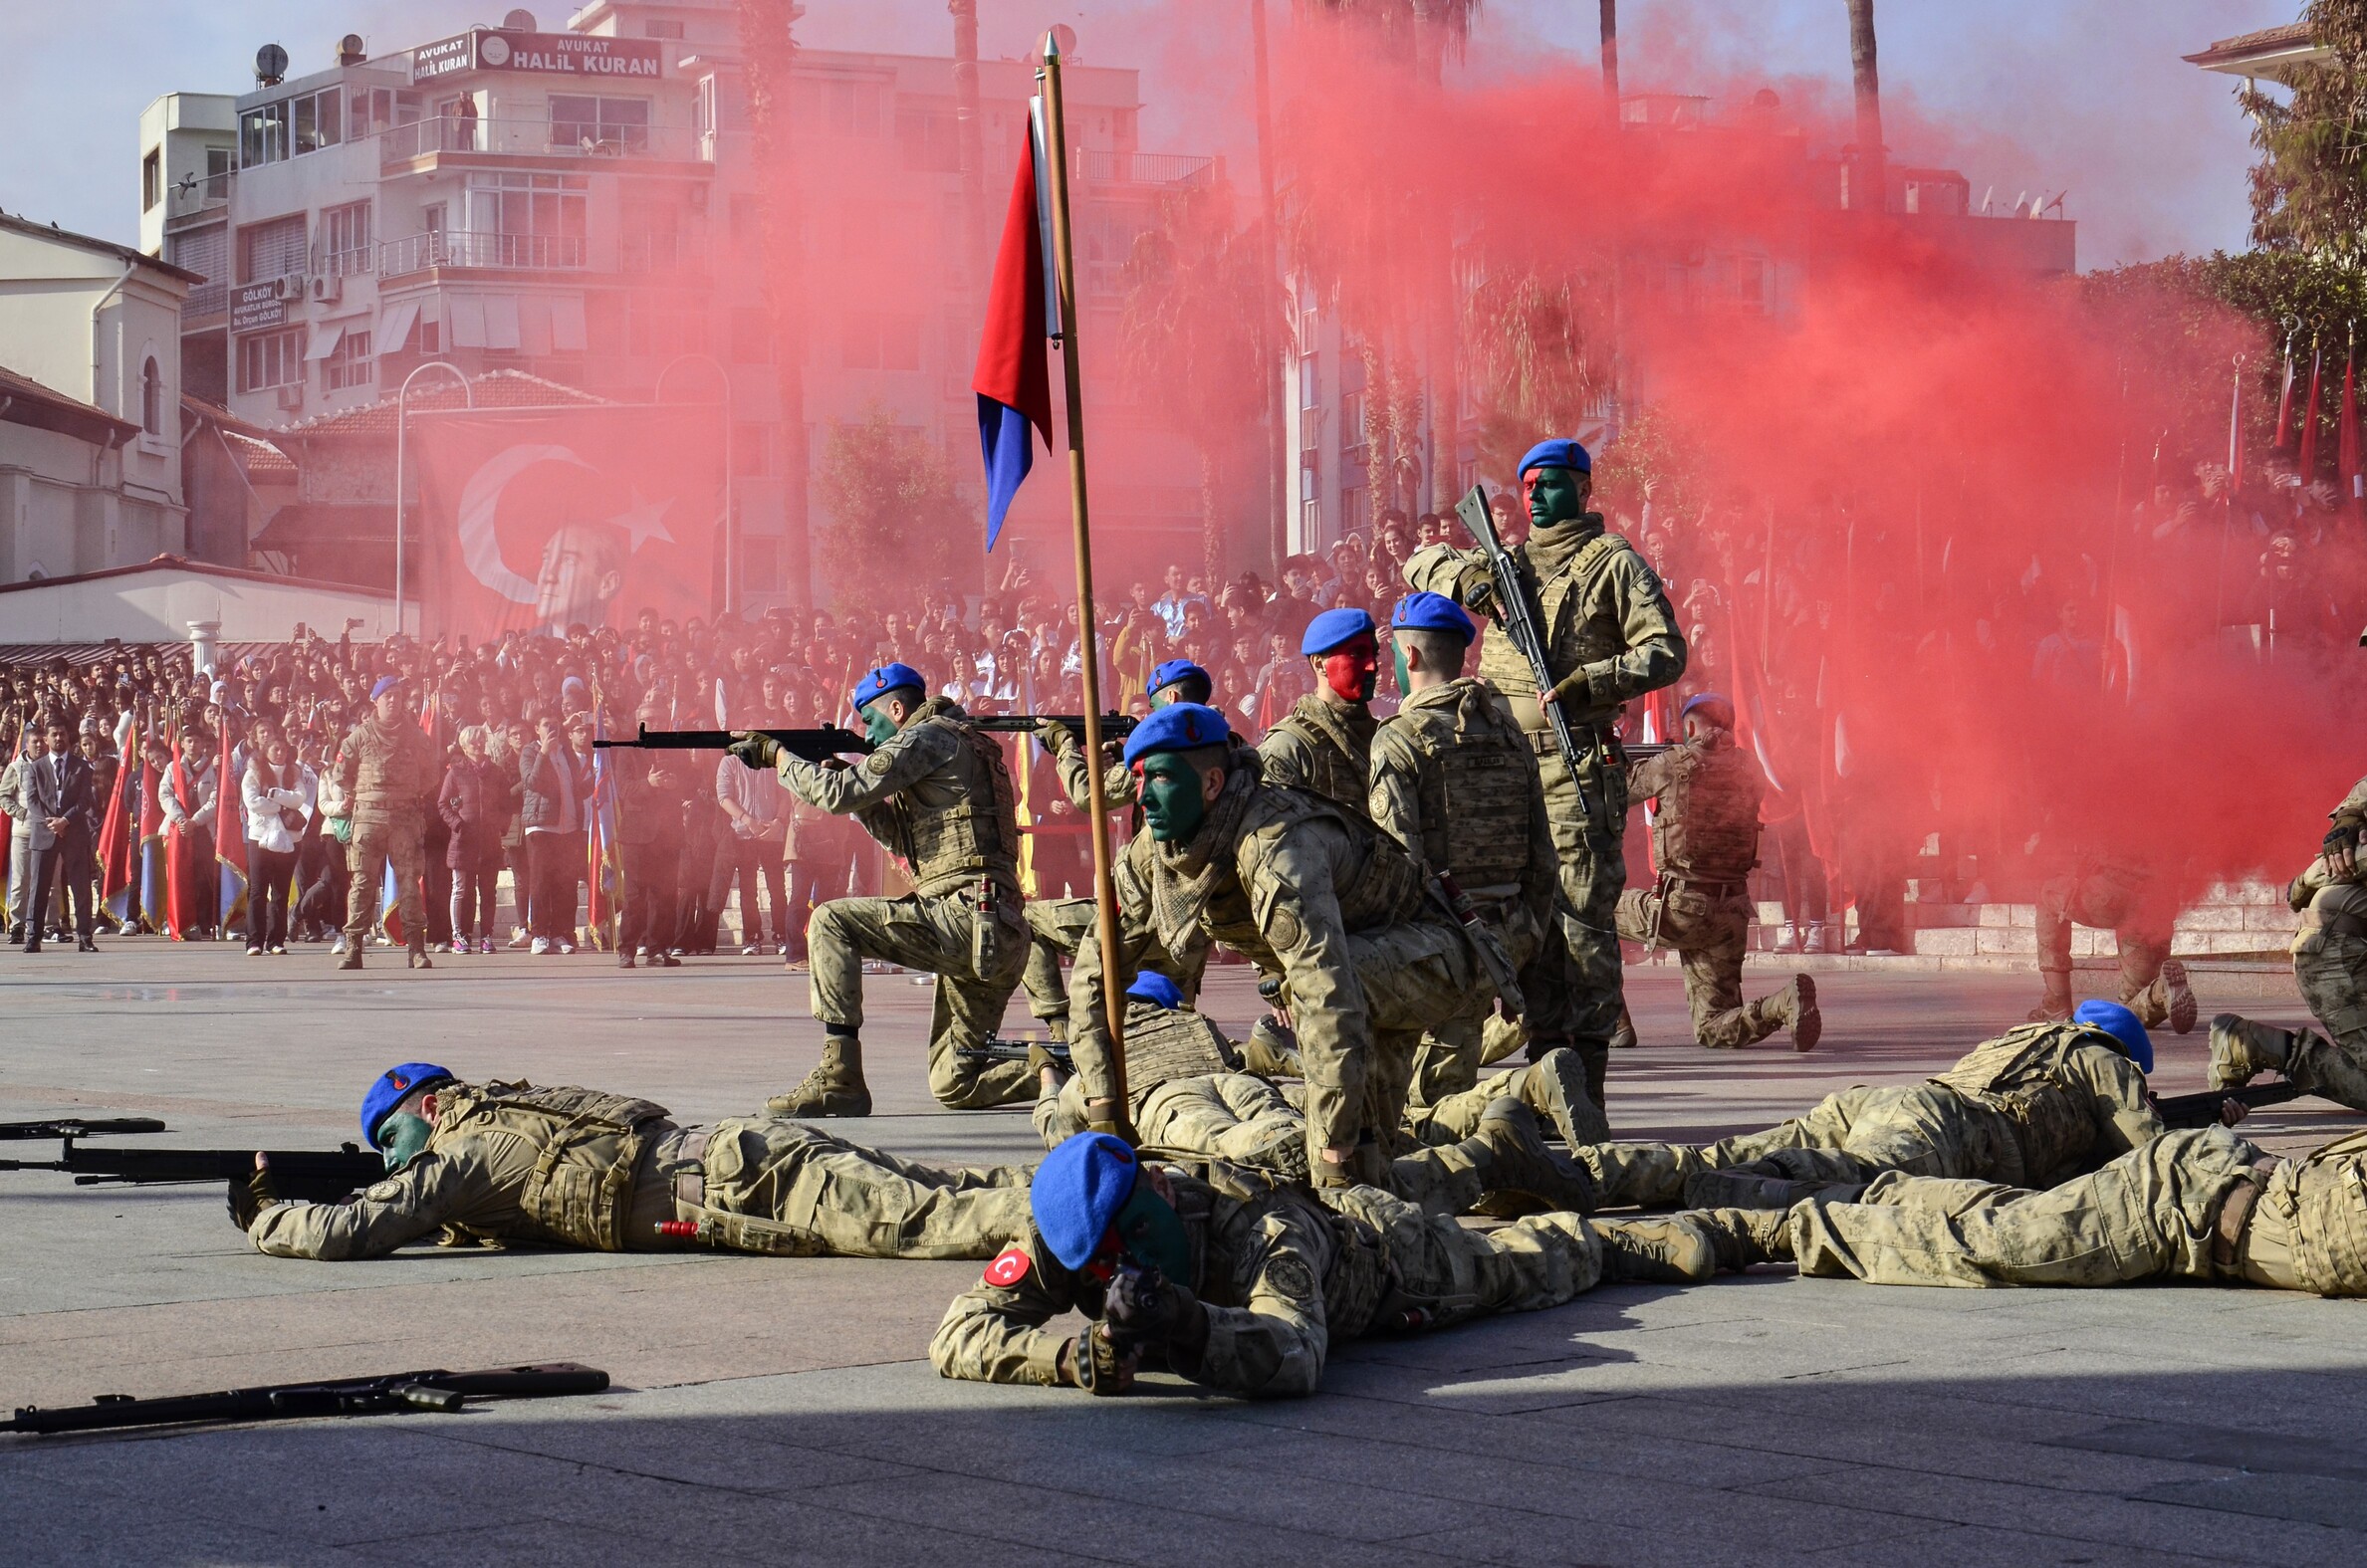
[
  {"left": 1118, "top": 185, "right": 1271, "bottom": 583},
  {"left": 1599, "top": 0, "right": 1619, "bottom": 109},
  {"left": 736, "top": 0, "right": 810, "bottom": 606},
  {"left": 950, "top": 0, "right": 987, "bottom": 277},
  {"left": 1846, "top": 0, "right": 1885, "bottom": 212},
  {"left": 1461, "top": 266, "right": 1613, "bottom": 481}
]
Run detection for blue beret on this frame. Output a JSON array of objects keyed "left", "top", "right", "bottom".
[
  {"left": 2071, "top": 1001, "right": 2153, "bottom": 1075},
  {"left": 1390, "top": 592, "right": 1475, "bottom": 643},
  {"left": 360, "top": 1060, "right": 455, "bottom": 1149},
  {"left": 1148, "top": 660, "right": 1211, "bottom": 698},
  {"left": 1030, "top": 1131, "right": 1140, "bottom": 1268},
  {"left": 1301, "top": 606, "right": 1376, "bottom": 656},
  {"left": 1126, "top": 971, "right": 1184, "bottom": 1009},
  {"left": 852, "top": 663, "right": 927, "bottom": 712},
  {"left": 1681, "top": 692, "right": 1737, "bottom": 730},
  {"left": 1121, "top": 702, "right": 1231, "bottom": 767},
  {"left": 1519, "top": 438, "right": 1592, "bottom": 477},
  {"left": 369, "top": 676, "right": 403, "bottom": 702}
]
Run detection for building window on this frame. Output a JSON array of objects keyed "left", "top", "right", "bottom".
[
  {"left": 292, "top": 88, "right": 343, "bottom": 154},
  {"left": 896, "top": 107, "right": 959, "bottom": 171},
  {"left": 549, "top": 96, "right": 650, "bottom": 153},
  {"left": 240, "top": 101, "right": 289, "bottom": 167},
  {"left": 204, "top": 146, "right": 232, "bottom": 199},
  {"left": 347, "top": 87, "right": 396, "bottom": 138},
  {"left": 1340, "top": 486, "right": 1365, "bottom": 531},
  {"left": 460, "top": 173, "right": 588, "bottom": 268},
  {"left": 320, "top": 201, "right": 372, "bottom": 277},
  {"left": 322, "top": 330, "right": 372, "bottom": 391},
  {"left": 237, "top": 213, "right": 308, "bottom": 284},
  {"left": 1298, "top": 354, "right": 1319, "bottom": 411},
  {"left": 732, "top": 423, "right": 775, "bottom": 477},
  {"left": 239, "top": 88, "right": 343, "bottom": 168},
  {"left": 840, "top": 312, "right": 920, "bottom": 370},
  {"left": 237, "top": 328, "right": 304, "bottom": 392},
  {"left": 141, "top": 149, "right": 161, "bottom": 212},
  {"left": 644, "top": 18, "right": 685, "bottom": 38},
  {"left": 140, "top": 356, "right": 163, "bottom": 434},
  {"left": 626, "top": 299, "right": 709, "bottom": 357}
]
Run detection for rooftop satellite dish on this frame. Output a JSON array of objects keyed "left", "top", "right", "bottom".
[
  {"left": 1050, "top": 23, "right": 1077, "bottom": 56},
  {"left": 502, "top": 8, "right": 537, "bottom": 29},
  {"left": 336, "top": 33, "right": 367, "bottom": 66},
  {"left": 255, "top": 43, "right": 289, "bottom": 86}
]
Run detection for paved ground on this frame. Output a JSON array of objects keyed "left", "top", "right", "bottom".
[{"left": 2, "top": 942, "right": 2364, "bottom": 1566}]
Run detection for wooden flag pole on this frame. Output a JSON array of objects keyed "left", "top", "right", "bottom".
[{"left": 1038, "top": 31, "right": 1131, "bottom": 1140}]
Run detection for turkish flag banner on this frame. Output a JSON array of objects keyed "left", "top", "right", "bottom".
[{"left": 411, "top": 406, "right": 726, "bottom": 637}]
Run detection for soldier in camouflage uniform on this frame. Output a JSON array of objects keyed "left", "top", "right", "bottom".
[
  {"left": 337, "top": 676, "right": 441, "bottom": 971},
  {"left": 1064, "top": 703, "right": 1488, "bottom": 1188},
  {"left": 1616, "top": 693, "right": 1819, "bottom": 1051},
  {"left": 1031, "top": 972, "right": 1599, "bottom": 1216},
  {"left": 241, "top": 1062, "right": 1033, "bottom": 1262},
  {"left": 1019, "top": 663, "right": 1219, "bottom": 1044},
  {"left": 1578, "top": 1005, "right": 2166, "bottom": 1211},
  {"left": 735, "top": 663, "right": 1032, "bottom": 1116},
  {"left": 2030, "top": 852, "right": 2196, "bottom": 1032},
  {"left": 1368, "top": 592, "right": 1578, "bottom": 1104},
  {"left": 1258, "top": 608, "right": 1380, "bottom": 808},
  {"left": 2209, "top": 789, "right": 2367, "bottom": 1111},
  {"left": 931, "top": 1131, "right": 1762, "bottom": 1399},
  {"left": 1407, "top": 439, "right": 1686, "bottom": 1109}
]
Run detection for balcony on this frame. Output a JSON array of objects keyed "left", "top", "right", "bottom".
[
  {"left": 1077, "top": 149, "right": 1217, "bottom": 188},
  {"left": 183, "top": 280, "right": 228, "bottom": 319},
  {"left": 376, "top": 116, "right": 704, "bottom": 171},
  {"left": 378, "top": 229, "right": 707, "bottom": 280}
]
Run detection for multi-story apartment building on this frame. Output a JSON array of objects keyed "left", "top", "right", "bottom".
[{"left": 138, "top": 2, "right": 1215, "bottom": 606}]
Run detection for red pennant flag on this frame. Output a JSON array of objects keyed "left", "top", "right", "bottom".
[
  {"left": 2299, "top": 342, "right": 2326, "bottom": 478},
  {"left": 96, "top": 748, "right": 137, "bottom": 903},
  {"left": 2342, "top": 345, "right": 2362, "bottom": 522},
  {"left": 215, "top": 721, "right": 247, "bottom": 876},
  {"left": 972, "top": 113, "right": 1057, "bottom": 552}
]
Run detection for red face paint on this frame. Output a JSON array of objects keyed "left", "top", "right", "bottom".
[{"left": 1320, "top": 633, "right": 1379, "bottom": 703}]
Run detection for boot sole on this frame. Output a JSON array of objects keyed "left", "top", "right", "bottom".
[
  {"left": 1791, "top": 976, "right": 1821, "bottom": 1052},
  {"left": 2161, "top": 961, "right": 2198, "bottom": 1034}
]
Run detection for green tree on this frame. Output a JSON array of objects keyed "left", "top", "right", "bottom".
[
  {"left": 2244, "top": 0, "right": 2367, "bottom": 263},
  {"left": 815, "top": 407, "right": 960, "bottom": 608},
  {"left": 1460, "top": 266, "right": 1613, "bottom": 482}
]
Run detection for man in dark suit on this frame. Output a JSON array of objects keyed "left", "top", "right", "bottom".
[{"left": 22, "top": 718, "right": 96, "bottom": 953}]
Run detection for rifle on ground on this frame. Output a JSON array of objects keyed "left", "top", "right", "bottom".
[
  {"left": 0, "top": 1119, "right": 384, "bottom": 1205},
  {"left": 954, "top": 1035, "right": 1073, "bottom": 1069},
  {"left": 593, "top": 725, "right": 874, "bottom": 763},
  {"left": 1456, "top": 484, "right": 1608, "bottom": 836},
  {"left": 970, "top": 714, "right": 1140, "bottom": 740},
  {"left": 3, "top": 1362, "right": 609, "bottom": 1436},
  {"left": 2153, "top": 1081, "right": 2320, "bottom": 1130}
]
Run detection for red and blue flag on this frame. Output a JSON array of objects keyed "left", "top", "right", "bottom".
[{"left": 971, "top": 109, "right": 1059, "bottom": 551}]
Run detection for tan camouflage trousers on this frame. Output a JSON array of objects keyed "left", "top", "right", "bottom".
[
  {"left": 1579, "top": 1083, "right": 1995, "bottom": 1209},
  {"left": 1325, "top": 1185, "right": 1606, "bottom": 1331},
  {"left": 1403, "top": 1055, "right": 1612, "bottom": 1150},
  {"left": 690, "top": 1117, "right": 1034, "bottom": 1258},
  {"left": 1020, "top": 898, "right": 1097, "bottom": 1036},
  {"left": 1410, "top": 902, "right": 1575, "bottom": 1106},
  {"left": 1329, "top": 919, "right": 1484, "bottom": 1180},
  {"left": 1539, "top": 744, "right": 1629, "bottom": 1108},
  {"left": 2036, "top": 867, "right": 2177, "bottom": 1024},
  {"left": 1790, "top": 1127, "right": 2264, "bottom": 1288},
  {"left": 1614, "top": 883, "right": 1793, "bottom": 1048},
  {"left": 2275, "top": 935, "right": 2367, "bottom": 1111},
  {"left": 807, "top": 891, "right": 1034, "bottom": 1109},
  {"left": 345, "top": 814, "right": 425, "bottom": 946}
]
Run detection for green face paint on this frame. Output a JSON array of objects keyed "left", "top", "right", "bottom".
[
  {"left": 1524, "top": 466, "right": 1588, "bottom": 528},
  {"left": 1113, "top": 1181, "right": 1191, "bottom": 1282},
  {"left": 1391, "top": 639, "right": 1412, "bottom": 697},
  {"left": 859, "top": 701, "right": 899, "bottom": 747},
  {"left": 1136, "top": 753, "right": 1208, "bottom": 842},
  {"left": 377, "top": 1112, "right": 433, "bottom": 1174}
]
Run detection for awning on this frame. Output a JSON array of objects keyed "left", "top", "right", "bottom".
[
  {"left": 374, "top": 299, "right": 421, "bottom": 356},
  {"left": 518, "top": 295, "right": 553, "bottom": 357},
  {"left": 551, "top": 295, "right": 588, "bottom": 351},
  {"left": 483, "top": 294, "right": 521, "bottom": 350},
  {"left": 448, "top": 295, "right": 487, "bottom": 348},
  {"left": 304, "top": 320, "right": 346, "bottom": 360}
]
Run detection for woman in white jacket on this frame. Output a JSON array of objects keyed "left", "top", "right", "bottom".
[{"left": 241, "top": 732, "right": 317, "bottom": 955}]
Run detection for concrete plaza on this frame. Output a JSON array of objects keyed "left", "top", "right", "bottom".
[{"left": 1, "top": 945, "right": 2364, "bottom": 1565}]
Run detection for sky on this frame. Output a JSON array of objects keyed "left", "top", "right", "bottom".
[{"left": 0, "top": 0, "right": 2298, "bottom": 270}]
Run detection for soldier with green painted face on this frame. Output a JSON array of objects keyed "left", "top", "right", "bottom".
[
  {"left": 1406, "top": 439, "right": 1686, "bottom": 1109},
  {"left": 732, "top": 663, "right": 1032, "bottom": 1116},
  {"left": 1062, "top": 703, "right": 1486, "bottom": 1187}
]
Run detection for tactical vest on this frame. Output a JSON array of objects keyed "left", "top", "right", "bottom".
[
  {"left": 1931, "top": 1023, "right": 2116, "bottom": 1190},
  {"left": 1120, "top": 1001, "right": 1241, "bottom": 1095},
  {"left": 344, "top": 715, "right": 436, "bottom": 819},
  {"left": 2289, "top": 1132, "right": 2367, "bottom": 1297},
  {"left": 1254, "top": 786, "right": 1426, "bottom": 935},
  {"left": 1385, "top": 679, "right": 1537, "bottom": 900},
  {"left": 1650, "top": 739, "right": 1763, "bottom": 883},
  {"left": 438, "top": 1081, "right": 673, "bottom": 1251},
  {"left": 896, "top": 700, "right": 1022, "bottom": 897},
  {"left": 1260, "top": 696, "right": 1375, "bottom": 810},
  {"left": 1470, "top": 525, "right": 1639, "bottom": 730}
]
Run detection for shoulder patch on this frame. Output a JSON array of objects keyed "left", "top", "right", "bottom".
[
  {"left": 984, "top": 1245, "right": 1034, "bottom": 1288},
  {"left": 863, "top": 749, "right": 895, "bottom": 776}
]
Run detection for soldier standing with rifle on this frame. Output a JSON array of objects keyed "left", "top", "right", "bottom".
[
  {"left": 1408, "top": 440, "right": 1687, "bottom": 1109},
  {"left": 730, "top": 663, "right": 1034, "bottom": 1116},
  {"left": 337, "top": 676, "right": 440, "bottom": 972}
]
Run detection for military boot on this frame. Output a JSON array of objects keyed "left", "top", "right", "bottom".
[
  {"left": 1523, "top": 1047, "right": 1610, "bottom": 1147},
  {"left": 2157, "top": 959, "right": 2199, "bottom": 1035},
  {"left": 767, "top": 1036, "right": 874, "bottom": 1117},
  {"left": 1238, "top": 1016, "right": 1303, "bottom": 1077},
  {"left": 1693, "top": 1206, "right": 1796, "bottom": 1269},
  {"left": 1591, "top": 1215, "right": 1721, "bottom": 1284},
  {"left": 1469, "top": 1099, "right": 1600, "bottom": 1214},
  {"left": 1607, "top": 1006, "right": 1638, "bottom": 1050},
  {"left": 408, "top": 939, "right": 433, "bottom": 971},
  {"left": 2209, "top": 1012, "right": 2294, "bottom": 1090},
  {"left": 338, "top": 941, "right": 364, "bottom": 971},
  {"left": 2026, "top": 968, "right": 2073, "bottom": 1024},
  {"left": 1783, "top": 974, "right": 1821, "bottom": 1052}
]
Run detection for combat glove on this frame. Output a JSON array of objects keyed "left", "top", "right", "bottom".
[
  {"left": 1034, "top": 718, "right": 1079, "bottom": 757},
  {"left": 2324, "top": 823, "right": 2360, "bottom": 880},
  {"left": 1456, "top": 561, "right": 1499, "bottom": 615},
  {"left": 1068, "top": 1323, "right": 1138, "bottom": 1396},
  {"left": 1105, "top": 1265, "right": 1211, "bottom": 1373},
  {"left": 727, "top": 731, "right": 782, "bottom": 772},
  {"left": 227, "top": 1163, "right": 281, "bottom": 1232}
]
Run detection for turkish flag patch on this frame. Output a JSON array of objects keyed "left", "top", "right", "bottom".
[{"left": 984, "top": 1245, "right": 1033, "bottom": 1287}]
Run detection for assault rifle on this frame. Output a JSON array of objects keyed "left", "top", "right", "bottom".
[
  {"left": 593, "top": 725, "right": 874, "bottom": 762},
  {"left": 954, "top": 1035, "right": 1073, "bottom": 1069},
  {"left": 1456, "top": 484, "right": 1608, "bottom": 836},
  {"left": 969, "top": 713, "right": 1140, "bottom": 740},
  {"left": 2153, "top": 1081, "right": 2318, "bottom": 1130},
  {"left": 3, "top": 1363, "right": 609, "bottom": 1437},
  {"left": 0, "top": 1118, "right": 384, "bottom": 1205}
]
